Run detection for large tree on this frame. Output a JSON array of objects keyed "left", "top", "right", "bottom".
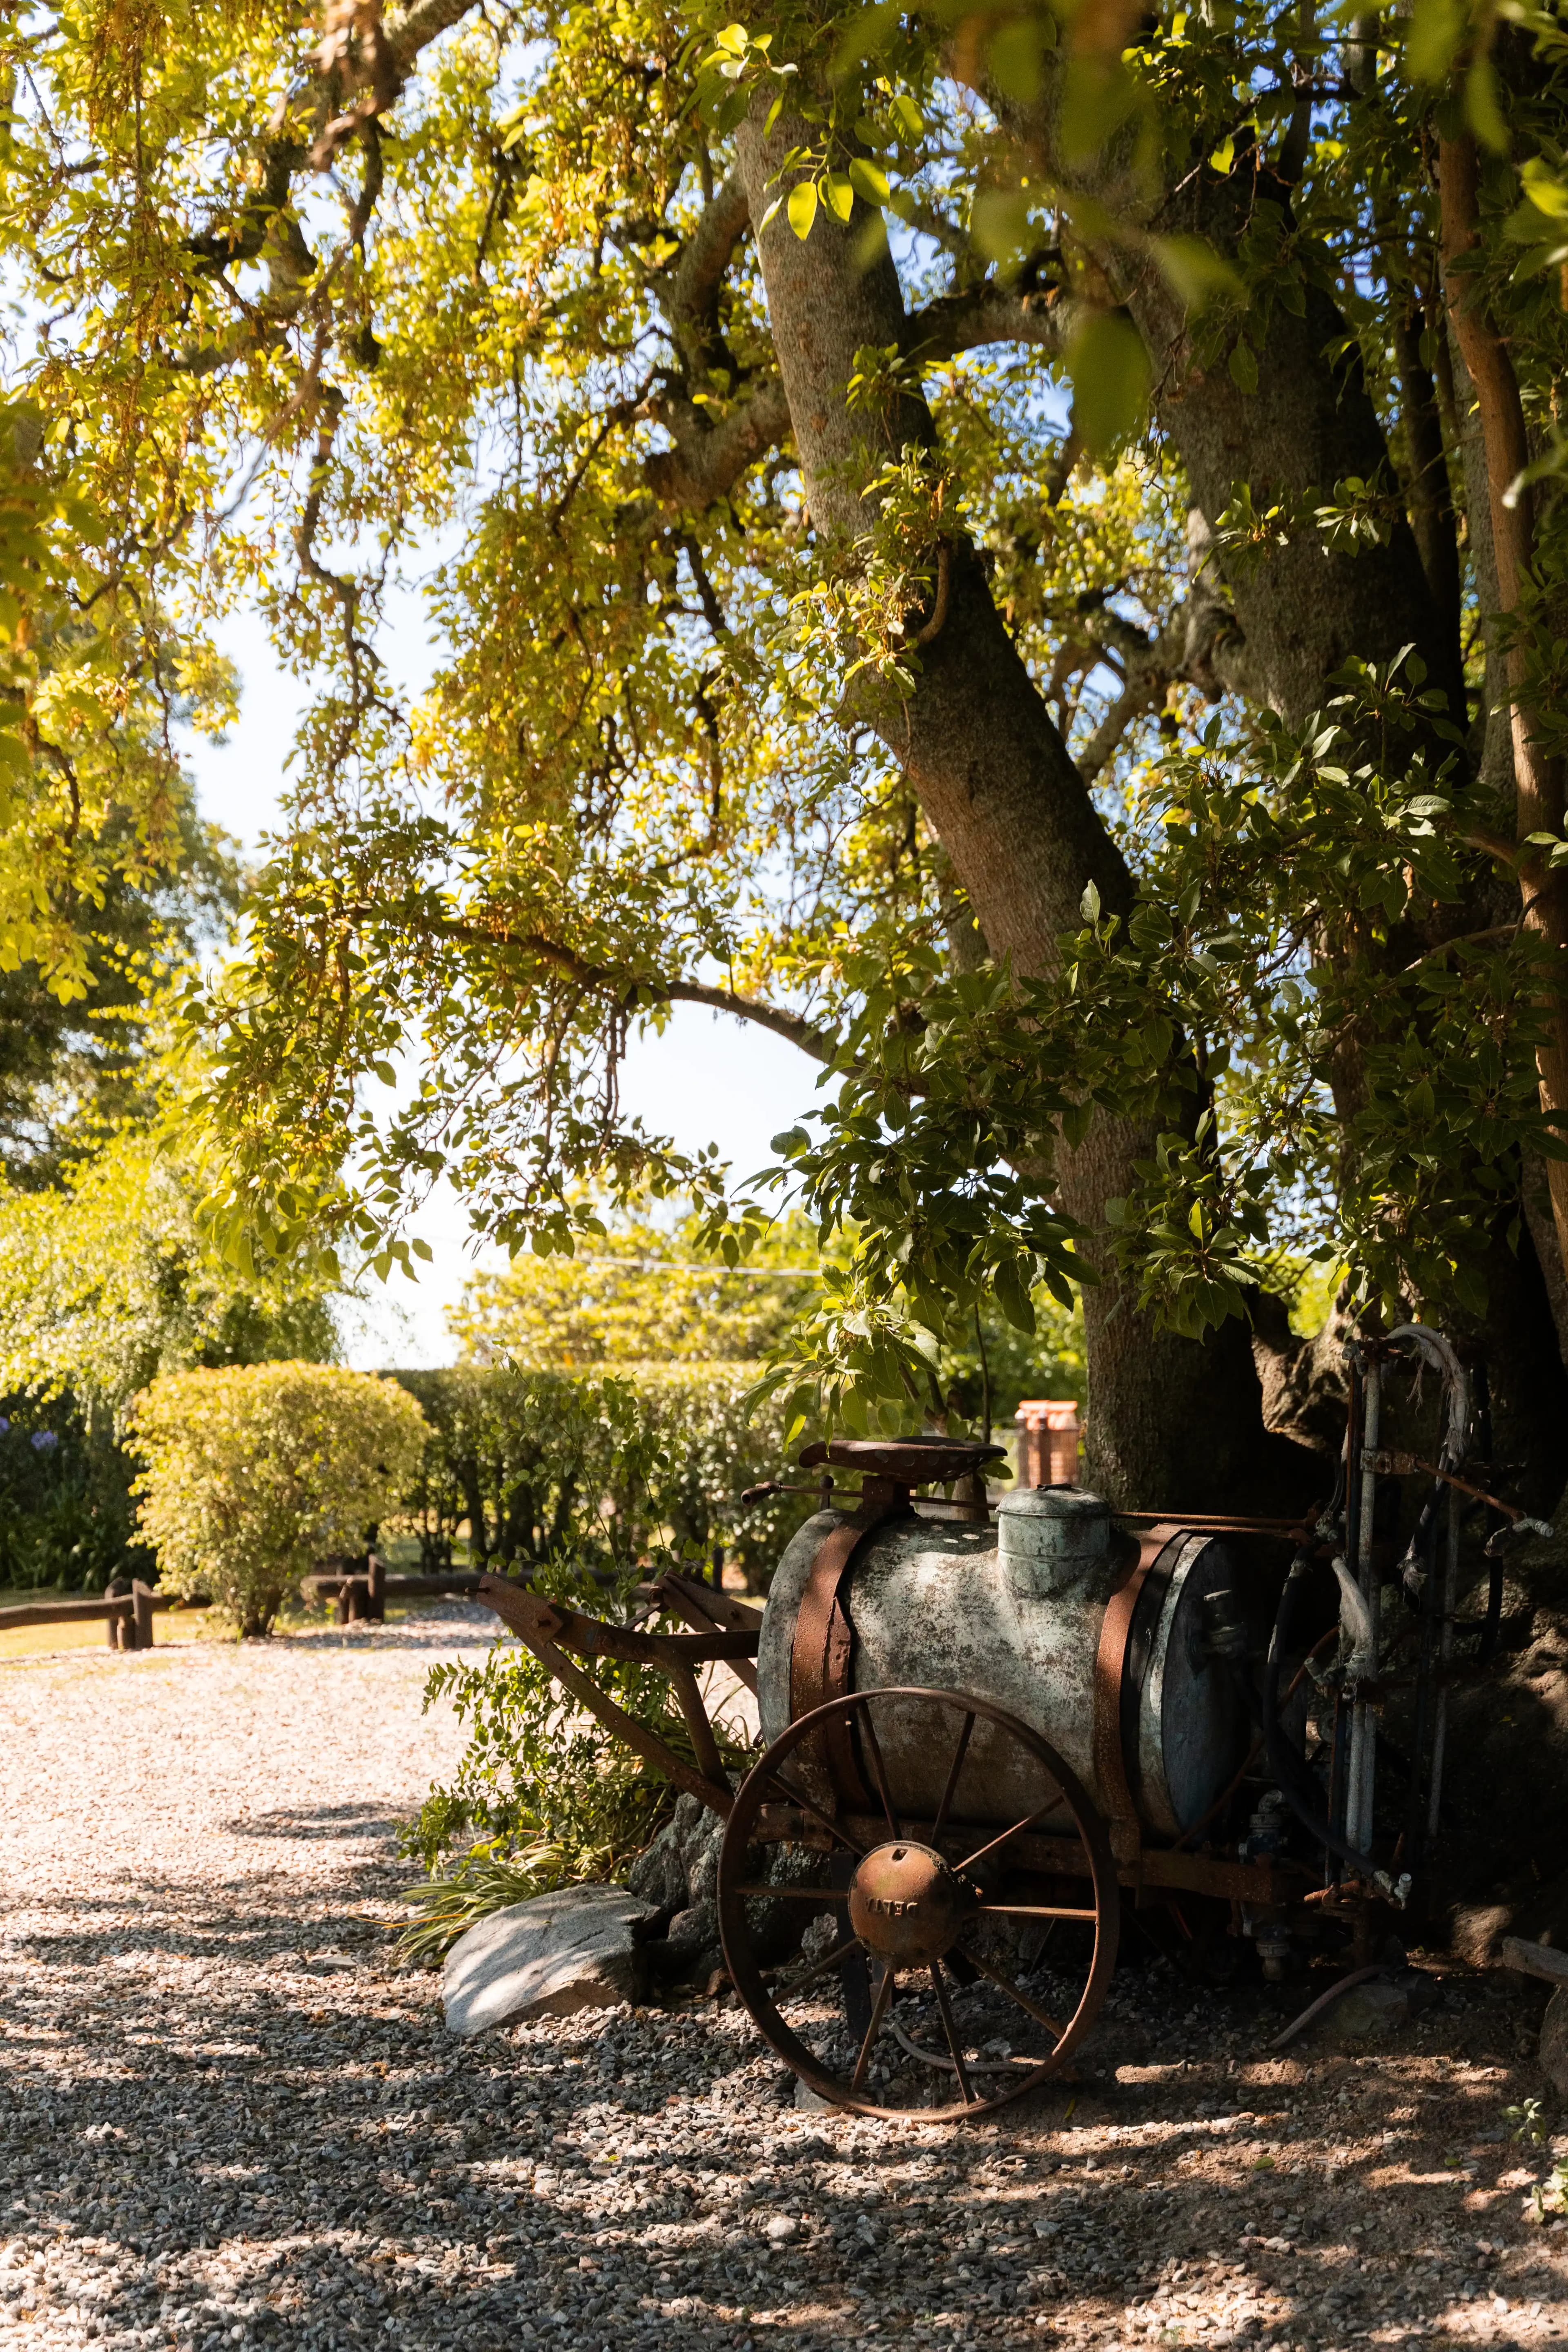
[{"left": 6, "top": 0, "right": 1568, "bottom": 1520}]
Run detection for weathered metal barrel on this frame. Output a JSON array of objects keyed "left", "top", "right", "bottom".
[{"left": 757, "top": 1486, "right": 1248, "bottom": 1839}]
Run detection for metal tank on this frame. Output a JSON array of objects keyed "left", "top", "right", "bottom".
[{"left": 757, "top": 1483, "right": 1247, "bottom": 1840}]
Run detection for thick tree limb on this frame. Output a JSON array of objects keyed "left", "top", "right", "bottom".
[
  {"left": 1439, "top": 131, "right": 1568, "bottom": 1277},
  {"left": 735, "top": 98, "right": 1294, "bottom": 1512},
  {"left": 384, "top": 0, "right": 479, "bottom": 69},
  {"left": 905, "top": 283, "right": 1069, "bottom": 363},
  {"left": 644, "top": 382, "right": 791, "bottom": 513}
]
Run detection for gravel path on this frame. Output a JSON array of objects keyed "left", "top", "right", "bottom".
[{"left": 2, "top": 1612, "right": 1567, "bottom": 2352}]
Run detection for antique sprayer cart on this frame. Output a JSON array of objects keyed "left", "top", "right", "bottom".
[{"left": 477, "top": 1323, "right": 1537, "bottom": 2120}]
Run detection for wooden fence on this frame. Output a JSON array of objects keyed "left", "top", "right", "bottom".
[
  {"left": 0, "top": 1581, "right": 210, "bottom": 1651},
  {"left": 0, "top": 1559, "right": 486, "bottom": 1647}
]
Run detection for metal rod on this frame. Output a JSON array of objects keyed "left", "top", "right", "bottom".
[
  {"left": 1427, "top": 1479, "right": 1460, "bottom": 1840},
  {"left": 1347, "top": 1359, "right": 1381, "bottom": 1853}
]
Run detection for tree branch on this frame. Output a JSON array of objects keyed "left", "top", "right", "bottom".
[
  {"left": 905, "top": 281, "right": 1069, "bottom": 364},
  {"left": 439, "top": 921, "right": 837, "bottom": 1063},
  {"left": 1439, "top": 128, "right": 1568, "bottom": 1271},
  {"left": 643, "top": 381, "right": 791, "bottom": 512}
]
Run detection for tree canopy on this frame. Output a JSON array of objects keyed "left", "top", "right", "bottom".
[{"left": 5, "top": 0, "right": 1568, "bottom": 1509}]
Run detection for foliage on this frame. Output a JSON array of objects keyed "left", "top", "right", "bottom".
[
  {"left": 131, "top": 1361, "right": 429, "bottom": 1635},
  {"left": 401, "top": 1557, "right": 754, "bottom": 1884},
  {"left": 0, "top": 1390, "right": 148, "bottom": 1592},
  {"left": 0, "top": 799, "right": 238, "bottom": 1194},
  {"left": 0, "top": 395, "right": 236, "bottom": 1000},
  {"left": 0, "top": 1122, "right": 341, "bottom": 1420},
  {"left": 451, "top": 1203, "right": 827, "bottom": 1368},
  {"left": 389, "top": 1359, "right": 804, "bottom": 1590},
  {"left": 394, "top": 1835, "right": 630, "bottom": 1969},
  {"left": 6, "top": 0, "right": 1567, "bottom": 1446}
]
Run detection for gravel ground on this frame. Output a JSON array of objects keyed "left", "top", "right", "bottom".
[{"left": 2, "top": 1609, "right": 1567, "bottom": 2352}]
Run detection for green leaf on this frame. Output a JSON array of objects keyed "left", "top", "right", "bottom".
[
  {"left": 1406, "top": 0, "right": 1464, "bottom": 81},
  {"left": 1228, "top": 337, "right": 1259, "bottom": 395},
  {"left": 1080, "top": 878, "right": 1102, "bottom": 922},
  {"left": 969, "top": 185, "right": 1029, "bottom": 264},
  {"left": 847, "top": 156, "right": 890, "bottom": 208},
  {"left": 786, "top": 180, "right": 819, "bottom": 241},
  {"left": 994, "top": 1255, "right": 1037, "bottom": 1335},
  {"left": 822, "top": 171, "right": 855, "bottom": 224},
  {"left": 1065, "top": 311, "right": 1151, "bottom": 456},
  {"left": 1149, "top": 234, "right": 1244, "bottom": 318},
  {"left": 1465, "top": 56, "right": 1508, "bottom": 153},
  {"left": 988, "top": 14, "right": 1049, "bottom": 100}
]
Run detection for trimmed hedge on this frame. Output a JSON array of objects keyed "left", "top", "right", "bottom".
[{"left": 388, "top": 1361, "right": 805, "bottom": 1590}]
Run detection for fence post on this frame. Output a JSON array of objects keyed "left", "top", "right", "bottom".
[
  {"left": 131, "top": 1581, "right": 155, "bottom": 1651},
  {"left": 366, "top": 1553, "right": 385, "bottom": 1622}
]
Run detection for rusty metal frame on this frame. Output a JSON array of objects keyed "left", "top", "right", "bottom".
[
  {"left": 748, "top": 1803, "right": 1307, "bottom": 1908},
  {"left": 477, "top": 1573, "right": 756, "bottom": 1817},
  {"left": 786, "top": 1477, "right": 909, "bottom": 1813},
  {"left": 651, "top": 1570, "right": 763, "bottom": 1697}
]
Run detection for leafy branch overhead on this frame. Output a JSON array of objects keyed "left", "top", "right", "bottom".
[{"left": 4, "top": 0, "right": 1568, "bottom": 1492}]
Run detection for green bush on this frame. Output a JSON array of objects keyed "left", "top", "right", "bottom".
[
  {"left": 131, "top": 1361, "right": 430, "bottom": 1636},
  {"left": 0, "top": 1392, "right": 149, "bottom": 1591},
  {"left": 388, "top": 1360, "right": 806, "bottom": 1591}
]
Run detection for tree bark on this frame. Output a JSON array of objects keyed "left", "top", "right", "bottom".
[
  {"left": 735, "top": 108, "right": 1316, "bottom": 1512},
  {"left": 1125, "top": 169, "right": 1454, "bottom": 728},
  {"left": 1439, "top": 132, "right": 1568, "bottom": 1281}
]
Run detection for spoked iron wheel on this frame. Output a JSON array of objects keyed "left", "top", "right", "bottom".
[{"left": 717, "top": 1687, "right": 1120, "bottom": 2120}]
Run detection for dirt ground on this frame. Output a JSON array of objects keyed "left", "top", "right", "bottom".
[{"left": 1, "top": 1607, "right": 1565, "bottom": 2352}]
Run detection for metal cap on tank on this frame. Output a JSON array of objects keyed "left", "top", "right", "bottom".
[{"left": 996, "top": 1483, "right": 1112, "bottom": 1596}]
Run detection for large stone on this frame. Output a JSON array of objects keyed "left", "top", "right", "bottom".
[{"left": 442, "top": 1884, "right": 657, "bottom": 2037}]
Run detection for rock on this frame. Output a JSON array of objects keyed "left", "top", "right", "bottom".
[
  {"left": 1541, "top": 1987, "right": 1568, "bottom": 2095},
  {"left": 764, "top": 2214, "right": 800, "bottom": 2243},
  {"left": 1324, "top": 1979, "right": 1409, "bottom": 2046},
  {"left": 794, "top": 2075, "right": 833, "bottom": 2113},
  {"left": 441, "top": 1885, "right": 657, "bottom": 2037},
  {"left": 627, "top": 1792, "right": 725, "bottom": 1913}
]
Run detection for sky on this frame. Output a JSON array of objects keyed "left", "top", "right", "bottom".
[{"left": 183, "top": 594, "right": 821, "bottom": 1371}]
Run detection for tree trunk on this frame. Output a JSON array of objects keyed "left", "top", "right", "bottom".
[{"left": 736, "top": 109, "right": 1317, "bottom": 1513}]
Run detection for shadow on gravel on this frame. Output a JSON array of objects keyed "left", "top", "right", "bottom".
[{"left": 220, "top": 1802, "right": 409, "bottom": 1842}]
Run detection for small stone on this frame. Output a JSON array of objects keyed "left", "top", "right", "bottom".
[
  {"left": 441, "top": 1884, "right": 658, "bottom": 2036},
  {"left": 765, "top": 2214, "right": 801, "bottom": 2243},
  {"left": 793, "top": 2076, "right": 833, "bottom": 2113},
  {"left": 1321, "top": 1980, "right": 1409, "bottom": 2046},
  {"left": 1541, "top": 1987, "right": 1568, "bottom": 2095}
]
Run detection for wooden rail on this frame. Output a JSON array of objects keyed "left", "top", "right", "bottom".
[
  {"left": 0, "top": 1581, "right": 211, "bottom": 1651},
  {"left": 299, "top": 1559, "right": 488, "bottom": 1624}
]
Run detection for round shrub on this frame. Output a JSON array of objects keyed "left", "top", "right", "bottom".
[{"left": 130, "top": 1362, "right": 429, "bottom": 1636}]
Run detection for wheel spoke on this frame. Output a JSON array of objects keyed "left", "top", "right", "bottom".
[
  {"left": 858, "top": 1698, "right": 901, "bottom": 1839},
  {"left": 977, "top": 1902, "right": 1099, "bottom": 1922},
  {"left": 955, "top": 1940, "right": 1066, "bottom": 2039},
  {"left": 932, "top": 1710, "right": 975, "bottom": 1839},
  {"left": 956, "top": 1797, "right": 1059, "bottom": 1877},
  {"left": 929, "top": 1960, "right": 977, "bottom": 2105},
  {"left": 849, "top": 1963, "right": 895, "bottom": 2090},
  {"left": 760, "top": 1768, "right": 868, "bottom": 1857},
  {"left": 775, "top": 1931, "right": 864, "bottom": 1998}
]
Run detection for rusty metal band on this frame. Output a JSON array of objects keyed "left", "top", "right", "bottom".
[
  {"left": 1093, "top": 1523, "right": 1185, "bottom": 1866},
  {"left": 789, "top": 1501, "right": 902, "bottom": 1811}
]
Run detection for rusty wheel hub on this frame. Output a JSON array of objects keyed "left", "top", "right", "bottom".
[{"left": 846, "top": 1840, "right": 977, "bottom": 1965}]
